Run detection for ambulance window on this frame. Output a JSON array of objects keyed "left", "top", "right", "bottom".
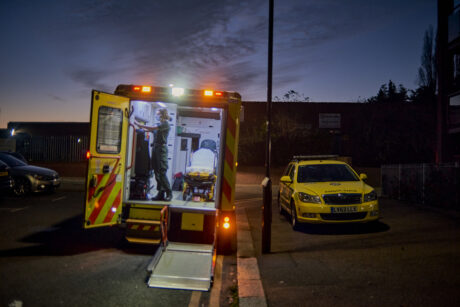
[{"left": 96, "top": 106, "right": 123, "bottom": 154}]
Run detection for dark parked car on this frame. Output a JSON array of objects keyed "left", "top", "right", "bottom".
[
  {"left": 0, "top": 160, "right": 13, "bottom": 195},
  {"left": 0, "top": 151, "right": 27, "bottom": 163},
  {"left": 0, "top": 152, "right": 61, "bottom": 196}
]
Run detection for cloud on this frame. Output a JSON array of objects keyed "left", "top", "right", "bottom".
[
  {"left": 4, "top": 0, "right": 435, "bottom": 103},
  {"left": 48, "top": 94, "right": 67, "bottom": 102},
  {"left": 68, "top": 68, "right": 113, "bottom": 93}
]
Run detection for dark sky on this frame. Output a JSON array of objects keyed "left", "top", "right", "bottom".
[{"left": 0, "top": 0, "right": 436, "bottom": 128}]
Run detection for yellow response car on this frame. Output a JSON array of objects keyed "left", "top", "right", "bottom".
[{"left": 278, "top": 156, "right": 379, "bottom": 230}]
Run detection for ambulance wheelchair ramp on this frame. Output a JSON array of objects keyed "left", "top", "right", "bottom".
[{"left": 147, "top": 242, "right": 215, "bottom": 291}]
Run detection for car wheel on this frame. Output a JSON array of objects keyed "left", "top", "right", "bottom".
[
  {"left": 290, "top": 201, "right": 300, "bottom": 231},
  {"left": 13, "top": 177, "right": 31, "bottom": 196}
]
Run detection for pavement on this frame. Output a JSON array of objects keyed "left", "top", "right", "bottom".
[{"left": 236, "top": 196, "right": 267, "bottom": 307}]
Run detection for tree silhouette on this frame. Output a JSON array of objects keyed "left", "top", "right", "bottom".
[
  {"left": 367, "top": 80, "right": 409, "bottom": 103},
  {"left": 274, "top": 90, "right": 310, "bottom": 102},
  {"left": 418, "top": 25, "right": 436, "bottom": 90},
  {"left": 412, "top": 25, "right": 437, "bottom": 105}
]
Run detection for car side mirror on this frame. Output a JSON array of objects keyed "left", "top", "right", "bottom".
[
  {"left": 359, "top": 173, "right": 367, "bottom": 180},
  {"left": 280, "top": 175, "right": 293, "bottom": 184}
]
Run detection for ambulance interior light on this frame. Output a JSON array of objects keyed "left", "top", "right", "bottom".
[{"left": 172, "top": 87, "right": 184, "bottom": 97}]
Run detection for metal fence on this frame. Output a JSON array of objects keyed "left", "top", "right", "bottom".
[
  {"left": 21, "top": 135, "right": 89, "bottom": 162},
  {"left": 381, "top": 163, "right": 460, "bottom": 209}
]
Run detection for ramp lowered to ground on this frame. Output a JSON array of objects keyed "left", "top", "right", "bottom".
[{"left": 147, "top": 242, "right": 215, "bottom": 291}]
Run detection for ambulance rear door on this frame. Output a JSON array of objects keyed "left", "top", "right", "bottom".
[{"left": 84, "top": 91, "right": 130, "bottom": 228}]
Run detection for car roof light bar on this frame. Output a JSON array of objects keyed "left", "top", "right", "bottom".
[{"left": 292, "top": 155, "right": 339, "bottom": 161}]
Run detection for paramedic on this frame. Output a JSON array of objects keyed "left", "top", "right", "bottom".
[{"left": 137, "top": 108, "right": 172, "bottom": 201}]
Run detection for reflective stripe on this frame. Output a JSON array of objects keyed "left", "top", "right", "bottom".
[
  {"left": 87, "top": 174, "right": 104, "bottom": 202},
  {"left": 221, "top": 104, "right": 240, "bottom": 210},
  {"left": 102, "top": 190, "right": 121, "bottom": 223},
  {"left": 88, "top": 173, "right": 118, "bottom": 224},
  {"left": 128, "top": 224, "right": 160, "bottom": 231}
]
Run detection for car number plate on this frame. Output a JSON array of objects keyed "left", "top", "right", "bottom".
[
  {"left": 0, "top": 172, "right": 7, "bottom": 176},
  {"left": 331, "top": 206, "right": 357, "bottom": 213}
]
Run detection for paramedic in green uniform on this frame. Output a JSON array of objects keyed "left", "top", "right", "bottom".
[{"left": 137, "top": 108, "right": 172, "bottom": 201}]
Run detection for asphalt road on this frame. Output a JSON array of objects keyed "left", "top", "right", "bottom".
[
  {"left": 236, "top": 185, "right": 460, "bottom": 307},
  {"left": 0, "top": 191, "right": 237, "bottom": 307},
  {"left": 2, "top": 185, "right": 460, "bottom": 307}
]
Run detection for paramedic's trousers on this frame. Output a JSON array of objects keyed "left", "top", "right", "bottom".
[{"left": 152, "top": 144, "right": 171, "bottom": 192}]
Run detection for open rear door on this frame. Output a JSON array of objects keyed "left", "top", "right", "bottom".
[{"left": 84, "top": 91, "right": 130, "bottom": 228}]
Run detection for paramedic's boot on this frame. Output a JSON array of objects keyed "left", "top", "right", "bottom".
[
  {"left": 164, "top": 190, "right": 172, "bottom": 202},
  {"left": 152, "top": 191, "right": 164, "bottom": 201}
]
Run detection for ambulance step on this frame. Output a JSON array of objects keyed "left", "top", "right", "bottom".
[
  {"left": 125, "top": 218, "right": 162, "bottom": 245},
  {"left": 125, "top": 237, "right": 161, "bottom": 244},
  {"left": 147, "top": 242, "right": 214, "bottom": 291},
  {"left": 126, "top": 219, "right": 160, "bottom": 225}
]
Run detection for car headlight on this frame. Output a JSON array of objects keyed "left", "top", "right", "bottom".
[
  {"left": 298, "top": 192, "right": 321, "bottom": 204},
  {"left": 364, "top": 190, "right": 377, "bottom": 202}
]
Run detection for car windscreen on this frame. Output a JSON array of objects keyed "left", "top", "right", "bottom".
[
  {"left": 0, "top": 153, "right": 27, "bottom": 167},
  {"left": 297, "top": 164, "right": 359, "bottom": 183}
]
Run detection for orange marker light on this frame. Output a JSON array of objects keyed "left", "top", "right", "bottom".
[
  {"left": 223, "top": 216, "right": 230, "bottom": 229},
  {"left": 204, "top": 90, "right": 213, "bottom": 96},
  {"left": 141, "top": 86, "right": 152, "bottom": 93},
  {"left": 215, "top": 91, "right": 223, "bottom": 96},
  {"left": 133, "top": 86, "right": 141, "bottom": 91},
  {"left": 86, "top": 151, "right": 91, "bottom": 159}
]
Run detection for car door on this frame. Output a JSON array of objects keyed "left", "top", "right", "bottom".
[
  {"left": 280, "top": 163, "right": 294, "bottom": 208},
  {"left": 286, "top": 164, "right": 296, "bottom": 205},
  {"left": 84, "top": 91, "right": 130, "bottom": 228}
]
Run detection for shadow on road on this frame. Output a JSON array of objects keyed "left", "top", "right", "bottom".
[
  {"left": 0, "top": 215, "right": 158, "bottom": 257},
  {"left": 279, "top": 211, "right": 390, "bottom": 235}
]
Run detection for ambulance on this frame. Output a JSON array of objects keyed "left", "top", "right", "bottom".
[{"left": 84, "top": 84, "right": 241, "bottom": 291}]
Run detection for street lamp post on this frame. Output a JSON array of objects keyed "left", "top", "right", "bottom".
[{"left": 262, "top": 0, "right": 274, "bottom": 254}]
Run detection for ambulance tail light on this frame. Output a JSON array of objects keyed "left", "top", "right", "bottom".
[
  {"left": 223, "top": 216, "right": 231, "bottom": 229},
  {"left": 218, "top": 212, "right": 236, "bottom": 254},
  {"left": 86, "top": 151, "right": 91, "bottom": 159}
]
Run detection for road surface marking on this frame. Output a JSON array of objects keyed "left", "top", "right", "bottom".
[
  {"left": 188, "top": 291, "right": 201, "bottom": 307},
  {"left": 52, "top": 196, "right": 67, "bottom": 202},
  {"left": 209, "top": 255, "right": 224, "bottom": 307}
]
